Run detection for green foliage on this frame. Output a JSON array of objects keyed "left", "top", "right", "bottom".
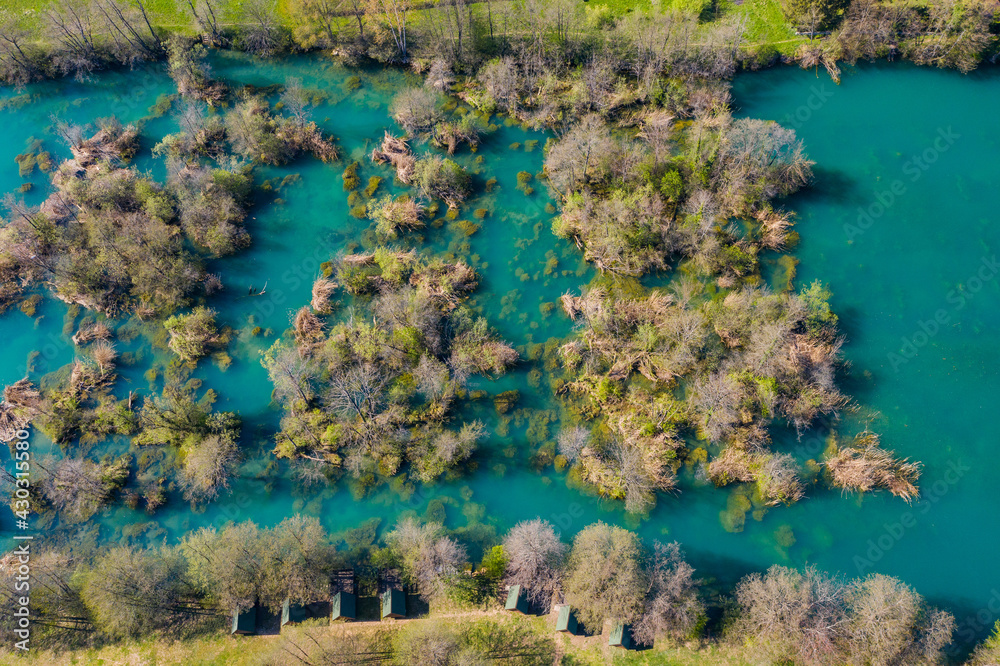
[
  {"left": 780, "top": 0, "right": 850, "bottom": 33},
  {"left": 164, "top": 307, "right": 222, "bottom": 363},
  {"left": 342, "top": 161, "right": 360, "bottom": 191},
  {"left": 660, "top": 169, "right": 684, "bottom": 201},
  {"left": 493, "top": 390, "right": 519, "bottom": 414},
  {"left": 225, "top": 96, "right": 338, "bottom": 165},
  {"left": 450, "top": 545, "right": 508, "bottom": 607},
  {"left": 413, "top": 156, "right": 471, "bottom": 207},
  {"left": 801, "top": 280, "right": 837, "bottom": 333},
  {"left": 564, "top": 522, "right": 647, "bottom": 631}
]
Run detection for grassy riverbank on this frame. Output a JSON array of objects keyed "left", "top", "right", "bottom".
[
  {"left": 1, "top": 0, "right": 807, "bottom": 56},
  {"left": 14, "top": 609, "right": 750, "bottom": 666}
]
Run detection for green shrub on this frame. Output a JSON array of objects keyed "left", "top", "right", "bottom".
[{"left": 342, "top": 161, "right": 360, "bottom": 191}]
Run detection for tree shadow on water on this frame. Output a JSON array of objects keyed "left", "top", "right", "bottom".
[{"left": 788, "top": 166, "right": 863, "bottom": 209}]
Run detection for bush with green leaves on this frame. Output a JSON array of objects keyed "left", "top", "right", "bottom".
[
  {"left": 164, "top": 307, "right": 223, "bottom": 362},
  {"left": 413, "top": 155, "right": 471, "bottom": 207}
]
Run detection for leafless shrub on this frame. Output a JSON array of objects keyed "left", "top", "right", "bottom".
[
  {"left": 310, "top": 277, "right": 337, "bottom": 314},
  {"left": 556, "top": 425, "right": 589, "bottom": 462},
  {"left": 72, "top": 321, "right": 112, "bottom": 345},
  {"left": 425, "top": 58, "right": 453, "bottom": 92},
  {"left": 90, "top": 339, "right": 118, "bottom": 373},
  {"left": 294, "top": 306, "right": 325, "bottom": 351},
  {"left": 181, "top": 433, "right": 240, "bottom": 502},
  {"left": 826, "top": 430, "right": 921, "bottom": 502},
  {"left": 390, "top": 86, "right": 443, "bottom": 136}
]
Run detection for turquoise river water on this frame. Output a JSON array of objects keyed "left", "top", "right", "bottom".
[{"left": 2, "top": 55, "right": 999, "bottom": 648}]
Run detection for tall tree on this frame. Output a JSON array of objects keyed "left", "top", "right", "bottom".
[
  {"left": 563, "top": 522, "right": 647, "bottom": 631},
  {"left": 781, "top": 0, "right": 850, "bottom": 37}
]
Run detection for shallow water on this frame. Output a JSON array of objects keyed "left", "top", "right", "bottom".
[{"left": 3, "top": 55, "right": 1000, "bottom": 648}]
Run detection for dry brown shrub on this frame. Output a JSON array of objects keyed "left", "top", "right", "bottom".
[
  {"left": 827, "top": 431, "right": 921, "bottom": 502},
  {"left": 310, "top": 277, "right": 337, "bottom": 314}
]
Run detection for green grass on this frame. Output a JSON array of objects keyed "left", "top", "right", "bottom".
[
  {"left": 5, "top": 0, "right": 805, "bottom": 55},
  {"left": 14, "top": 612, "right": 755, "bottom": 666},
  {"left": 719, "top": 0, "right": 807, "bottom": 54}
]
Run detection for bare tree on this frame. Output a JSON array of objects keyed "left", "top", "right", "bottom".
[
  {"left": 556, "top": 425, "right": 588, "bottom": 462},
  {"left": 544, "top": 115, "right": 617, "bottom": 195},
  {"left": 713, "top": 117, "right": 814, "bottom": 214},
  {"left": 502, "top": 519, "right": 566, "bottom": 608},
  {"left": 580, "top": 440, "right": 669, "bottom": 514},
  {"left": 691, "top": 372, "right": 742, "bottom": 443},
  {"left": 180, "top": 433, "right": 240, "bottom": 502},
  {"left": 905, "top": 0, "right": 993, "bottom": 73},
  {"left": 273, "top": 515, "right": 340, "bottom": 605},
  {"left": 581, "top": 55, "right": 618, "bottom": 113},
  {"left": 81, "top": 546, "right": 206, "bottom": 638},
  {"left": 325, "top": 362, "right": 389, "bottom": 423},
  {"left": 480, "top": 56, "right": 521, "bottom": 114},
  {"left": 182, "top": 522, "right": 283, "bottom": 611},
  {"left": 235, "top": 0, "right": 282, "bottom": 56},
  {"left": 837, "top": 0, "right": 920, "bottom": 65},
  {"left": 262, "top": 342, "right": 317, "bottom": 409},
  {"left": 40, "top": 455, "right": 128, "bottom": 522},
  {"left": 845, "top": 574, "right": 954, "bottom": 666},
  {"left": 367, "top": 0, "right": 410, "bottom": 60},
  {"left": 0, "top": 550, "right": 92, "bottom": 645},
  {"left": 425, "top": 58, "right": 453, "bottom": 92},
  {"left": 413, "top": 354, "right": 451, "bottom": 400},
  {"left": 185, "top": 0, "right": 226, "bottom": 46},
  {"left": 280, "top": 77, "right": 313, "bottom": 124},
  {"left": 728, "top": 565, "right": 848, "bottom": 665},
  {"left": 633, "top": 541, "right": 704, "bottom": 645},
  {"left": 384, "top": 518, "right": 467, "bottom": 601},
  {"left": 42, "top": 0, "right": 102, "bottom": 79},
  {"left": 390, "top": 86, "right": 443, "bottom": 135},
  {"left": 92, "top": 0, "right": 164, "bottom": 65},
  {"left": 0, "top": 10, "right": 42, "bottom": 88}
]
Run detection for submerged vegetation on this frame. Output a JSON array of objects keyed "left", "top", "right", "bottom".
[
  {"left": 540, "top": 105, "right": 903, "bottom": 514},
  {"left": 263, "top": 253, "right": 516, "bottom": 483}
]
